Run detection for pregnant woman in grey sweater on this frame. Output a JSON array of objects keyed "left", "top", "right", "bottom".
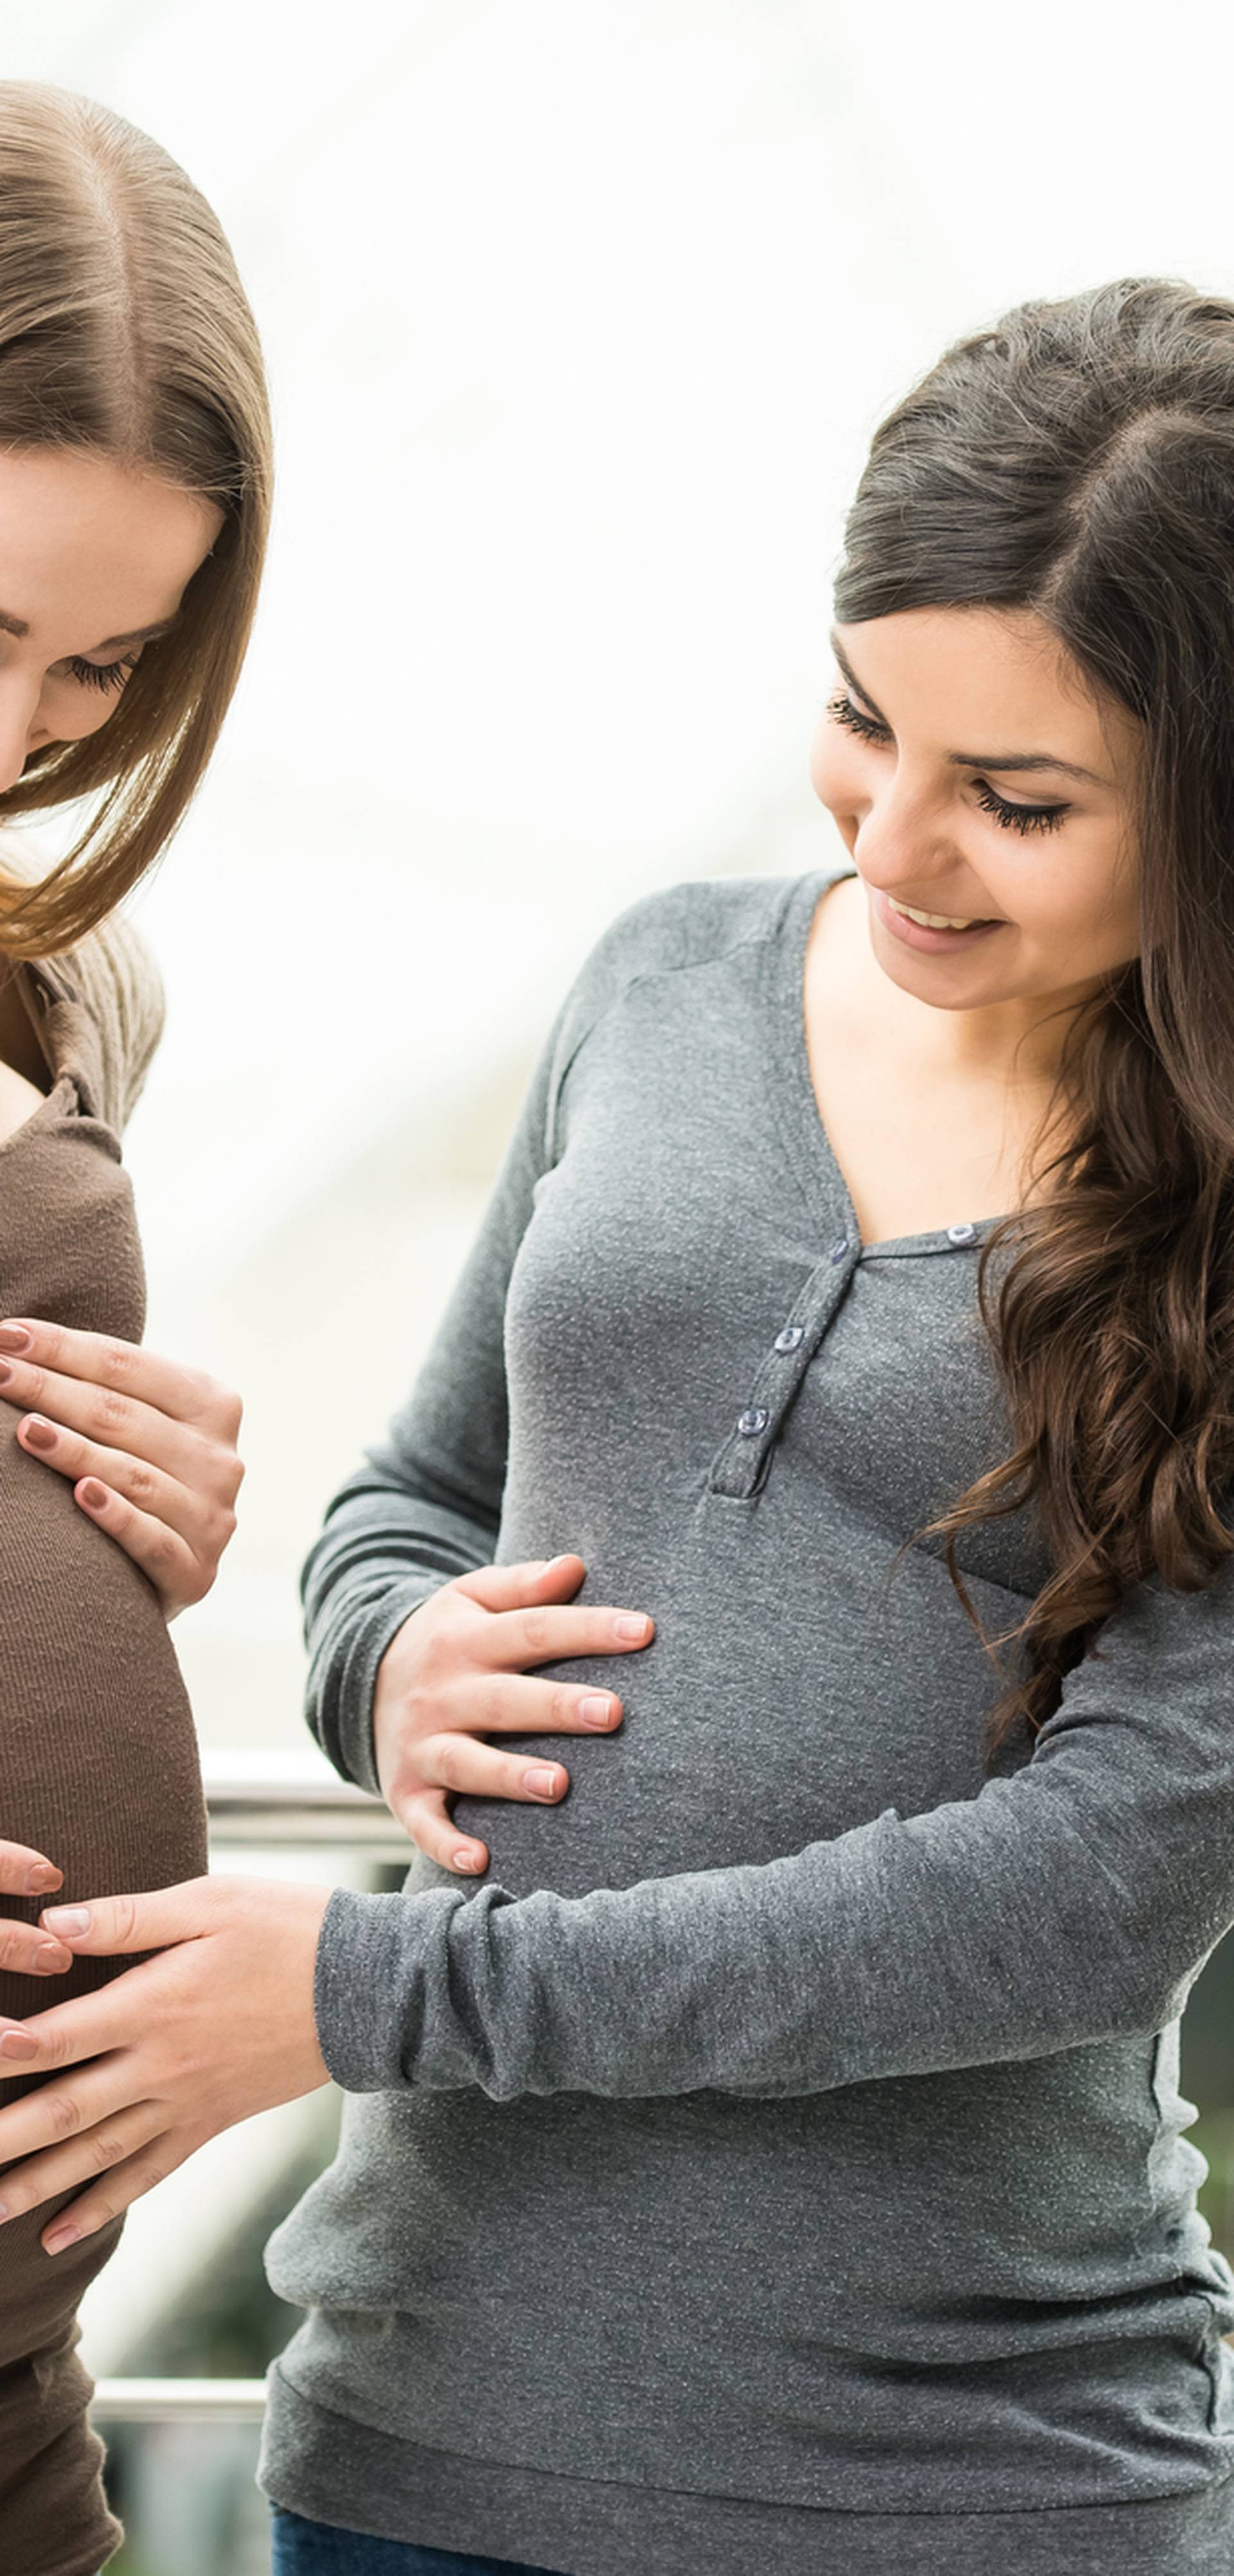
[{"left": 6, "top": 273, "right": 1234, "bottom": 2575}]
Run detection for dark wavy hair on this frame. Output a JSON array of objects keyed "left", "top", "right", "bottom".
[{"left": 835, "top": 276, "right": 1234, "bottom": 1765}]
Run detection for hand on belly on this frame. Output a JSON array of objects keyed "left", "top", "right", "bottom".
[
  {"left": 0, "top": 1873, "right": 332, "bottom": 2255},
  {"left": 0, "top": 1314, "right": 244, "bottom": 1617},
  {"left": 372, "top": 1549, "right": 654, "bottom": 1875}
]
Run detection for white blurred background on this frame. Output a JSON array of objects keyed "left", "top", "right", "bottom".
[
  {"left": 0, "top": 0, "right": 1222, "bottom": 1758},
  {"left": 0, "top": 0, "right": 1230, "bottom": 2526}
]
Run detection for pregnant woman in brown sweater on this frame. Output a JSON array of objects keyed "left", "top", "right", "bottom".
[{"left": 0, "top": 80, "right": 272, "bottom": 2576}]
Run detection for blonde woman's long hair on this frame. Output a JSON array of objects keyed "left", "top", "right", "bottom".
[{"left": 0, "top": 81, "right": 272, "bottom": 955}]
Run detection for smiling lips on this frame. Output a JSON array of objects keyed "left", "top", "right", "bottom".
[{"left": 889, "top": 895, "right": 1001, "bottom": 930}]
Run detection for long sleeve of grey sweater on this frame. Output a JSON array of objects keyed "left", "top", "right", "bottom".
[{"left": 261, "top": 860, "right": 1234, "bottom": 2575}]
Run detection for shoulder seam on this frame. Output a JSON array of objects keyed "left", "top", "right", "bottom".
[{"left": 545, "top": 876, "right": 801, "bottom": 1165}]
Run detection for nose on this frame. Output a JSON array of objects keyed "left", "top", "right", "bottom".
[
  {"left": 0, "top": 675, "right": 41, "bottom": 793},
  {"left": 852, "top": 763, "right": 956, "bottom": 895}
]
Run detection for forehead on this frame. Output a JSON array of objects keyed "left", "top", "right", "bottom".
[{"left": 0, "top": 448, "right": 219, "bottom": 640}]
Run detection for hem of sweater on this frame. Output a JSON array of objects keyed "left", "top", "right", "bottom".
[
  {"left": 257, "top": 2368, "right": 1234, "bottom": 2576},
  {"left": 28, "top": 2512, "right": 122, "bottom": 2576}
]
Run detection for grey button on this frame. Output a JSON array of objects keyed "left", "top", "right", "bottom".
[
  {"left": 737, "top": 1407, "right": 769, "bottom": 1437},
  {"left": 829, "top": 1238, "right": 850, "bottom": 1263},
  {"left": 947, "top": 1221, "right": 976, "bottom": 1244},
  {"left": 774, "top": 1324, "right": 805, "bottom": 1353}
]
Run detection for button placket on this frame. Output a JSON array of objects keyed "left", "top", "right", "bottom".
[{"left": 707, "top": 1239, "right": 859, "bottom": 1500}]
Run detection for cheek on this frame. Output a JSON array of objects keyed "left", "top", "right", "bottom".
[
  {"left": 987, "top": 841, "right": 1137, "bottom": 965},
  {"left": 1066, "top": 859, "right": 1141, "bottom": 969},
  {"left": 42, "top": 684, "right": 127, "bottom": 745}
]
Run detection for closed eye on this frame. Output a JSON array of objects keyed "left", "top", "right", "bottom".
[
  {"left": 64, "top": 653, "right": 141, "bottom": 695},
  {"left": 826, "top": 690, "right": 1070, "bottom": 838}
]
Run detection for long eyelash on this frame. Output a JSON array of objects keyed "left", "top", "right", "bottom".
[
  {"left": 969, "top": 779, "right": 1065, "bottom": 836},
  {"left": 827, "top": 689, "right": 888, "bottom": 742},
  {"left": 825, "top": 690, "right": 1069, "bottom": 837},
  {"left": 66, "top": 654, "right": 139, "bottom": 695}
]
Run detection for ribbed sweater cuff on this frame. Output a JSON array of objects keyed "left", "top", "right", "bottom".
[
  {"left": 313, "top": 1883, "right": 466, "bottom": 2090},
  {"left": 317, "top": 1578, "right": 447, "bottom": 1796}
]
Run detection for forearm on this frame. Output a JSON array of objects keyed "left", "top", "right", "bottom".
[
  {"left": 312, "top": 1565, "right": 1234, "bottom": 2099},
  {"left": 312, "top": 1798, "right": 1175, "bottom": 2103}
]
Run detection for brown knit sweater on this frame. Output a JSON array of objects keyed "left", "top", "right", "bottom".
[{"left": 0, "top": 910, "right": 205, "bottom": 2576}]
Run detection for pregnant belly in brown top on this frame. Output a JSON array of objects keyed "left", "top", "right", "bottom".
[{"left": 0, "top": 966, "right": 206, "bottom": 2576}]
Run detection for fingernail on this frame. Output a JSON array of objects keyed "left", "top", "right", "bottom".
[
  {"left": 42, "top": 1907, "right": 89, "bottom": 1937},
  {"left": 34, "top": 1943, "right": 69, "bottom": 1972},
  {"left": 0, "top": 1324, "right": 30, "bottom": 1352},
  {"left": 78, "top": 1482, "right": 107, "bottom": 1509},
  {"left": 44, "top": 2226, "right": 78, "bottom": 2255},
  {"left": 615, "top": 1614, "right": 649, "bottom": 1641},
  {"left": 452, "top": 1849, "right": 481, "bottom": 1872},
  {"left": 544, "top": 1554, "right": 575, "bottom": 1571},
  {"left": 21, "top": 1418, "right": 55, "bottom": 1452},
  {"left": 24, "top": 1865, "right": 61, "bottom": 1896},
  {"left": 579, "top": 1695, "right": 615, "bottom": 1728},
  {"left": 0, "top": 2031, "right": 36, "bottom": 2060},
  {"left": 524, "top": 1766, "right": 561, "bottom": 1799}
]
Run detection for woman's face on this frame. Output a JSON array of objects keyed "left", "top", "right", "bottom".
[
  {"left": 0, "top": 446, "right": 223, "bottom": 790},
  {"left": 808, "top": 604, "right": 1143, "bottom": 1038}
]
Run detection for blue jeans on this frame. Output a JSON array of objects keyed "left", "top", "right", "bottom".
[{"left": 269, "top": 2505, "right": 557, "bottom": 2574}]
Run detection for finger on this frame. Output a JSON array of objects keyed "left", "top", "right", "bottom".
[
  {"left": 406, "top": 1731, "right": 572, "bottom": 1809},
  {"left": 0, "top": 2100, "right": 165, "bottom": 2230},
  {"left": 0, "top": 1958, "right": 169, "bottom": 2075},
  {"left": 0, "top": 1321, "right": 241, "bottom": 1440},
  {"left": 481, "top": 1602, "right": 654, "bottom": 1673},
  {"left": 40, "top": 2121, "right": 206, "bottom": 2254},
  {"left": 397, "top": 1788, "right": 490, "bottom": 1878},
  {"left": 71, "top": 1478, "right": 212, "bottom": 1609},
  {"left": 455, "top": 1554, "right": 586, "bottom": 1613},
  {"left": 0, "top": 2051, "right": 140, "bottom": 2171},
  {"left": 0, "top": 1358, "right": 219, "bottom": 1492},
  {"left": 16, "top": 1415, "right": 232, "bottom": 1558},
  {"left": 0, "top": 1841, "right": 63, "bottom": 1902},
  {"left": 449, "top": 1671, "right": 630, "bottom": 1738},
  {"left": 471, "top": 1587, "right": 657, "bottom": 1689},
  {"left": 0, "top": 1913, "right": 73, "bottom": 1977},
  {"left": 39, "top": 1877, "right": 215, "bottom": 1959}
]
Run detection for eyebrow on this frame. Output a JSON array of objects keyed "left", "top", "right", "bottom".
[
  {"left": 828, "top": 631, "right": 1111, "bottom": 789},
  {"left": 0, "top": 608, "right": 176, "bottom": 652}
]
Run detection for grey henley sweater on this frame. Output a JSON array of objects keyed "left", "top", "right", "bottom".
[{"left": 259, "top": 857, "right": 1234, "bottom": 2574}]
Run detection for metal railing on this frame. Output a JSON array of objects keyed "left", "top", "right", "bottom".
[
  {"left": 92, "top": 2377, "right": 269, "bottom": 2424},
  {"left": 199, "top": 1754, "right": 409, "bottom": 1856},
  {"left": 91, "top": 1754, "right": 400, "bottom": 2428}
]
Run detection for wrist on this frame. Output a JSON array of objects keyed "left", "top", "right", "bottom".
[{"left": 319, "top": 1579, "right": 440, "bottom": 1796}]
